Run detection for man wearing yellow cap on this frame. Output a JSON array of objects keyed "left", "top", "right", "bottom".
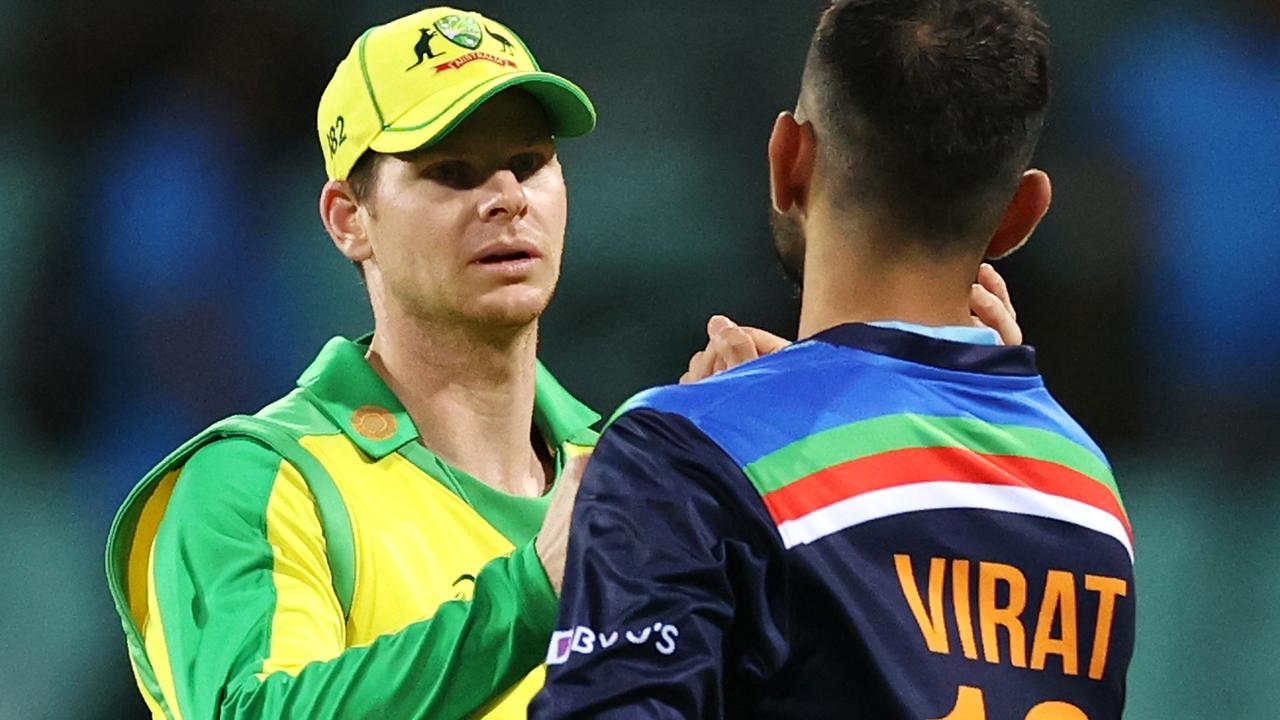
[
  {"left": 105, "top": 7, "right": 600, "bottom": 719},
  {"left": 104, "top": 5, "right": 1023, "bottom": 719}
]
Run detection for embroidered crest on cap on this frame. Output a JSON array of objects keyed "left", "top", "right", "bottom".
[
  {"left": 351, "top": 405, "right": 398, "bottom": 441},
  {"left": 435, "top": 15, "right": 484, "bottom": 50}
]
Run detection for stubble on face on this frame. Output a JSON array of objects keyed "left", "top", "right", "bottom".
[
  {"left": 770, "top": 204, "right": 806, "bottom": 292},
  {"left": 364, "top": 90, "right": 568, "bottom": 336}
]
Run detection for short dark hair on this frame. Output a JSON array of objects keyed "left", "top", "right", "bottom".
[
  {"left": 347, "top": 150, "right": 384, "bottom": 205},
  {"left": 804, "top": 0, "right": 1050, "bottom": 247}
]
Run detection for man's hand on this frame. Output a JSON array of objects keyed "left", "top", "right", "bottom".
[
  {"left": 535, "top": 454, "right": 589, "bottom": 595},
  {"left": 970, "top": 262, "right": 1021, "bottom": 345},
  {"left": 680, "top": 316, "right": 789, "bottom": 384},
  {"left": 680, "top": 264, "right": 1023, "bottom": 384}
]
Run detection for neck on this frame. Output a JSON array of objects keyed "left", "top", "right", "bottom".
[
  {"left": 366, "top": 306, "right": 547, "bottom": 497},
  {"left": 796, "top": 208, "right": 979, "bottom": 339}
]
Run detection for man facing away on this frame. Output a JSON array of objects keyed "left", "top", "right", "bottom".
[
  {"left": 103, "top": 5, "right": 1026, "bottom": 720},
  {"left": 533, "top": 1, "right": 1134, "bottom": 718}
]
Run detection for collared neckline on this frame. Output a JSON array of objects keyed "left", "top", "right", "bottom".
[
  {"left": 866, "top": 320, "right": 1001, "bottom": 346},
  {"left": 809, "top": 322, "right": 1039, "bottom": 376},
  {"left": 296, "top": 335, "right": 600, "bottom": 459}
]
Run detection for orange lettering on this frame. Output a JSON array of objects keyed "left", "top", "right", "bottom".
[
  {"left": 1084, "top": 574, "right": 1127, "bottom": 680},
  {"left": 979, "top": 561, "right": 1027, "bottom": 667},
  {"left": 952, "top": 559, "right": 979, "bottom": 660},
  {"left": 895, "top": 554, "right": 950, "bottom": 654},
  {"left": 1030, "top": 570, "right": 1079, "bottom": 675}
]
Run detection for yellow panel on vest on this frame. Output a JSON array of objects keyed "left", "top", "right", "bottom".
[
  {"left": 127, "top": 469, "right": 180, "bottom": 631},
  {"left": 297, "top": 434, "right": 543, "bottom": 717},
  {"left": 144, "top": 539, "right": 186, "bottom": 720}
]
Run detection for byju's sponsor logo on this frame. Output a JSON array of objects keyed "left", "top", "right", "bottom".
[{"left": 546, "top": 622, "right": 680, "bottom": 665}]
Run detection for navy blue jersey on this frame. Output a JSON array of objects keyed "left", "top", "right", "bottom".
[{"left": 530, "top": 323, "right": 1134, "bottom": 719}]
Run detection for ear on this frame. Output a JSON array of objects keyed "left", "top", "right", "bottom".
[
  {"left": 768, "top": 112, "right": 817, "bottom": 214},
  {"left": 320, "top": 180, "right": 374, "bottom": 264},
  {"left": 985, "top": 169, "right": 1052, "bottom": 260}
]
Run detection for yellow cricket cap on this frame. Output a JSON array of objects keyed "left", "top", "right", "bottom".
[{"left": 317, "top": 6, "right": 596, "bottom": 180}]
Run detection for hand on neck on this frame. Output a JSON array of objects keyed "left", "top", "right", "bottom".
[{"left": 366, "top": 300, "right": 548, "bottom": 497}]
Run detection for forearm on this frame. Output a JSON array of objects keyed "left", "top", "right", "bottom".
[
  {"left": 171, "top": 541, "right": 556, "bottom": 720},
  {"left": 150, "top": 440, "right": 560, "bottom": 719},
  {"left": 248, "top": 541, "right": 550, "bottom": 718},
  {"left": 533, "top": 410, "right": 775, "bottom": 719}
]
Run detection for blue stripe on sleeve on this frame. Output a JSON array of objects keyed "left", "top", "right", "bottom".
[{"left": 623, "top": 342, "right": 1107, "bottom": 468}]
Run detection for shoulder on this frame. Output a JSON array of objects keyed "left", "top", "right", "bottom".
[
  {"left": 158, "top": 386, "right": 340, "bottom": 515},
  {"left": 620, "top": 342, "right": 835, "bottom": 420},
  {"left": 162, "top": 438, "right": 290, "bottom": 531},
  {"left": 584, "top": 392, "right": 786, "bottom": 550},
  {"left": 611, "top": 341, "right": 884, "bottom": 467},
  {"left": 110, "top": 389, "right": 335, "bottom": 580},
  {"left": 254, "top": 387, "right": 340, "bottom": 438},
  {"left": 149, "top": 438, "right": 316, "bottom": 588}
]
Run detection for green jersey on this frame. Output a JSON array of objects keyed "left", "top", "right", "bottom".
[{"left": 106, "top": 336, "right": 599, "bottom": 719}]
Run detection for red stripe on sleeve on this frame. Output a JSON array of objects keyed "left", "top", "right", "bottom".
[{"left": 761, "top": 447, "right": 1132, "bottom": 542}]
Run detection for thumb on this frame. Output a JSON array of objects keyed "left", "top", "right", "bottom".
[{"left": 562, "top": 453, "right": 590, "bottom": 483}]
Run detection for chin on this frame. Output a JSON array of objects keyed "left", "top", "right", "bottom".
[{"left": 468, "top": 284, "right": 555, "bottom": 329}]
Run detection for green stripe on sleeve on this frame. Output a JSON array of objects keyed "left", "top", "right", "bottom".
[
  {"left": 224, "top": 416, "right": 355, "bottom": 619},
  {"left": 149, "top": 438, "right": 557, "bottom": 719},
  {"left": 150, "top": 439, "right": 285, "bottom": 719},
  {"left": 743, "top": 414, "right": 1119, "bottom": 501}
]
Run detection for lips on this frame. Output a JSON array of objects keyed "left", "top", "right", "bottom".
[{"left": 471, "top": 240, "right": 542, "bottom": 265}]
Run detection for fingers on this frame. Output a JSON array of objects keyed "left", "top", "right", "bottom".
[
  {"left": 742, "top": 326, "right": 791, "bottom": 355},
  {"left": 975, "top": 263, "right": 1022, "bottom": 345},
  {"left": 681, "top": 316, "right": 749, "bottom": 384},
  {"left": 680, "top": 348, "right": 716, "bottom": 384},
  {"left": 560, "top": 452, "right": 589, "bottom": 487},
  {"left": 535, "top": 451, "right": 591, "bottom": 596},
  {"left": 707, "top": 314, "right": 734, "bottom": 336},
  {"left": 707, "top": 315, "right": 760, "bottom": 370},
  {"left": 680, "top": 316, "right": 794, "bottom": 384},
  {"left": 545, "top": 453, "right": 588, "bottom": 525},
  {"left": 712, "top": 353, "right": 729, "bottom": 375},
  {"left": 970, "top": 282, "right": 1022, "bottom": 346},
  {"left": 712, "top": 316, "right": 791, "bottom": 357},
  {"left": 977, "top": 263, "right": 1016, "bottom": 320}
]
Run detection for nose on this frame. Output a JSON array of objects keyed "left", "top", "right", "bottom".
[{"left": 476, "top": 169, "right": 528, "bottom": 222}]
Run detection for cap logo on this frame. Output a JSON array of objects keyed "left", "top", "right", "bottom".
[
  {"left": 407, "top": 27, "right": 445, "bottom": 70},
  {"left": 435, "top": 15, "right": 484, "bottom": 50},
  {"left": 485, "top": 26, "right": 515, "bottom": 55},
  {"left": 351, "top": 405, "right": 398, "bottom": 441}
]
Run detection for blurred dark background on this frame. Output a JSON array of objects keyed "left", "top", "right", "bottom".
[{"left": 2, "top": 0, "right": 1276, "bottom": 717}]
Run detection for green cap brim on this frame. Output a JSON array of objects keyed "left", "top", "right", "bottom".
[{"left": 369, "top": 71, "right": 596, "bottom": 155}]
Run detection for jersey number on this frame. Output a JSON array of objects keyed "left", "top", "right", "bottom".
[{"left": 931, "top": 686, "right": 1088, "bottom": 720}]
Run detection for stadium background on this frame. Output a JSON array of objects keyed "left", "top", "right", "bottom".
[{"left": 1, "top": 0, "right": 1276, "bottom": 717}]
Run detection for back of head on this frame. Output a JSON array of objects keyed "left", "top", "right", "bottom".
[{"left": 803, "top": 0, "right": 1050, "bottom": 252}]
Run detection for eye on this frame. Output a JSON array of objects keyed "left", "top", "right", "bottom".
[
  {"left": 509, "top": 152, "right": 549, "bottom": 181},
  {"left": 423, "top": 161, "right": 479, "bottom": 189}
]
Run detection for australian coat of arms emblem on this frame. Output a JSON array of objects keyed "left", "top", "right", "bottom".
[{"left": 435, "top": 15, "right": 484, "bottom": 50}]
